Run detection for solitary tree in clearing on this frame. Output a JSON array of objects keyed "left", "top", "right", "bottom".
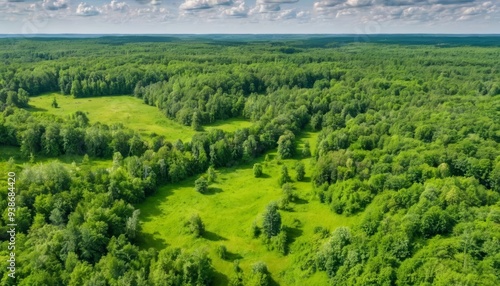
[
  {"left": 51, "top": 97, "right": 58, "bottom": 108},
  {"left": 262, "top": 201, "right": 281, "bottom": 238},
  {"left": 253, "top": 163, "right": 263, "bottom": 178},
  {"left": 278, "top": 165, "right": 291, "bottom": 186},
  {"left": 195, "top": 176, "right": 209, "bottom": 194}
]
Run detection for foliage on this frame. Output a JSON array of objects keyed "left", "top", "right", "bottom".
[
  {"left": 207, "top": 166, "right": 217, "bottom": 183},
  {"left": 251, "top": 220, "right": 261, "bottom": 238},
  {"left": 277, "top": 131, "right": 295, "bottom": 159},
  {"left": 279, "top": 183, "right": 295, "bottom": 210},
  {"left": 253, "top": 163, "right": 263, "bottom": 178},
  {"left": 262, "top": 202, "right": 282, "bottom": 238},
  {"left": 1, "top": 36, "right": 499, "bottom": 285},
  {"left": 295, "top": 161, "right": 305, "bottom": 181},
  {"left": 186, "top": 213, "right": 205, "bottom": 238},
  {"left": 216, "top": 245, "right": 227, "bottom": 260},
  {"left": 247, "top": 261, "right": 270, "bottom": 286},
  {"left": 195, "top": 176, "right": 209, "bottom": 194},
  {"left": 51, "top": 97, "right": 58, "bottom": 108},
  {"left": 302, "top": 141, "right": 311, "bottom": 158},
  {"left": 278, "top": 165, "right": 292, "bottom": 186}
]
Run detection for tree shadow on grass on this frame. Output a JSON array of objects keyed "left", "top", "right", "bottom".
[
  {"left": 285, "top": 226, "right": 304, "bottom": 245},
  {"left": 139, "top": 186, "right": 177, "bottom": 222},
  {"left": 205, "top": 187, "right": 223, "bottom": 195},
  {"left": 268, "top": 276, "right": 280, "bottom": 286},
  {"left": 203, "top": 231, "right": 227, "bottom": 241},
  {"left": 294, "top": 197, "right": 309, "bottom": 205},
  {"left": 139, "top": 180, "right": 194, "bottom": 223},
  {"left": 212, "top": 270, "right": 229, "bottom": 286},
  {"left": 138, "top": 231, "right": 168, "bottom": 250},
  {"left": 259, "top": 173, "right": 272, "bottom": 179},
  {"left": 27, "top": 106, "right": 47, "bottom": 112},
  {"left": 226, "top": 251, "right": 243, "bottom": 262}
]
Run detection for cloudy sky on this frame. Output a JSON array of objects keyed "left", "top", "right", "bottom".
[{"left": 0, "top": 0, "right": 498, "bottom": 34}]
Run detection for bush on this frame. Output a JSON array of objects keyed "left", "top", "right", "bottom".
[
  {"left": 262, "top": 202, "right": 281, "bottom": 238},
  {"left": 217, "top": 245, "right": 227, "bottom": 260},
  {"left": 302, "top": 141, "right": 312, "bottom": 157},
  {"left": 271, "top": 229, "right": 288, "bottom": 255},
  {"left": 247, "top": 262, "right": 270, "bottom": 286},
  {"left": 279, "top": 183, "right": 295, "bottom": 210},
  {"left": 295, "top": 161, "right": 305, "bottom": 181},
  {"left": 195, "top": 176, "right": 209, "bottom": 193},
  {"left": 278, "top": 165, "right": 292, "bottom": 186},
  {"left": 251, "top": 220, "right": 261, "bottom": 238},
  {"left": 186, "top": 213, "right": 205, "bottom": 237},
  {"left": 253, "top": 163, "right": 263, "bottom": 178},
  {"left": 207, "top": 166, "right": 217, "bottom": 183}
]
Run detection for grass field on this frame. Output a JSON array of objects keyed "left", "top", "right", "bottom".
[
  {"left": 137, "top": 131, "right": 359, "bottom": 285},
  {"left": 28, "top": 93, "right": 196, "bottom": 141},
  {"left": 28, "top": 93, "right": 252, "bottom": 142},
  {"left": 29, "top": 93, "right": 195, "bottom": 141},
  {"left": 204, "top": 117, "right": 253, "bottom": 133}
]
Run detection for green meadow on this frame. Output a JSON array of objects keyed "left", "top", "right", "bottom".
[
  {"left": 28, "top": 93, "right": 254, "bottom": 141},
  {"left": 137, "top": 131, "right": 359, "bottom": 285},
  {"left": 28, "top": 93, "right": 197, "bottom": 141},
  {"left": 204, "top": 118, "right": 253, "bottom": 133}
]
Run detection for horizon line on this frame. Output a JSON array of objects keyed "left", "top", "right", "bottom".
[{"left": 1, "top": 33, "right": 500, "bottom": 36}]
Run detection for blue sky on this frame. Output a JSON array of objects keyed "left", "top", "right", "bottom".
[{"left": 0, "top": 0, "right": 498, "bottom": 34}]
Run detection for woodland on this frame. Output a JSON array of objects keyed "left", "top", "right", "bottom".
[{"left": 0, "top": 36, "right": 499, "bottom": 285}]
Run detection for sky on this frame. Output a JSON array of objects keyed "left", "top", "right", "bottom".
[{"left": 0, "top": 0, "right": 498, "bottom": 34}]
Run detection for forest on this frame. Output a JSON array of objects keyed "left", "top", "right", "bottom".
[{"left": 0, "top": 35, "right": 499, "bottom": 285}]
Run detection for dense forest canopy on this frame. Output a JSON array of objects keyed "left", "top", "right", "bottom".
[{"left": 0, "top": 36, "right": 499, "bottom": 285}]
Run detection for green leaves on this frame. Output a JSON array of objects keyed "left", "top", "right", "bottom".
[
  {"left": 262, "top": 202, "right": 281, "bottom": 239},
  {"left": 194, "top": 176, "right": 209, "bottom": 194}
]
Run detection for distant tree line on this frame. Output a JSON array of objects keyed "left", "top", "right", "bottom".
[{"left": 0, "top": 38, "right": 499, "bottom": 285}]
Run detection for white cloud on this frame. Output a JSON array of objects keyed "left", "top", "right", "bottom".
[
  {"left": 248, "top": 0, "right": 309, "bottom": 21},
  {"left": 259, "top": 0, "right": 299, "bottom": 3},
  {"left": 251, "top": 0, "right": 300, "bottom": 15},
  {"left": 76, "top": 2, "right": 100, "bottom": 16},
  {"left": 313, "top": 0, "right": 498, "bottom": 26},
  {"left": 180, "top": 0, "right": 233, "bottom": 11},
  {"left": 251, "top": 3, "right": 281, "bottom": 13},
  {"left": 458, "top": 1, "right": 496, "bottom": 20},
  {"left": 314, "top": 0, "right": 345, "bottom": 8},
  {"left": 346, "top": 0, "right": 373, "bottom": 7},
  {"left": 104, "top": 0, "right": 129, "bottom": 13},
  {"left": 42, "top": 0, "right": 68, "bottom": 11},
  {"left": 222, "top": 1, "right": 248, "bottom": 17},
  {"left": 0, "top": 0, "right": 498, "bottom": 32}
]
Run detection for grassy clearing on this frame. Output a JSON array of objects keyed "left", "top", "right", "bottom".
[
  {"left": 204, "top": 117, "right": 254, "bottom": 133},
  {"left": 137, "top": 131, "right": 359, "bottom": 285},
  {"left": 28, "top": 93, "right": 197, "bottom": 141},
  {"left": 28, "top": 93, "right": 255, "bottom": 142}
]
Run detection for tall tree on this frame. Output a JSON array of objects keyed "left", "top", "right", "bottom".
[{"left": 262, "top": 202, "right": 281, "bottom": 238}]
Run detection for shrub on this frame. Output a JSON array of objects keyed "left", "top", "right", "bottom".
[
  {"left": 217, "top": 245, "right": 227, "bottom": 260},
  {"left": 186, "top": 213, "right": 205, "bottom": 237},
  {"left": 253, "top": 163, "right": 263, "bottom": 178},
  {"left": 195, "top": 176, "right": 209, "bottom": 193}
]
